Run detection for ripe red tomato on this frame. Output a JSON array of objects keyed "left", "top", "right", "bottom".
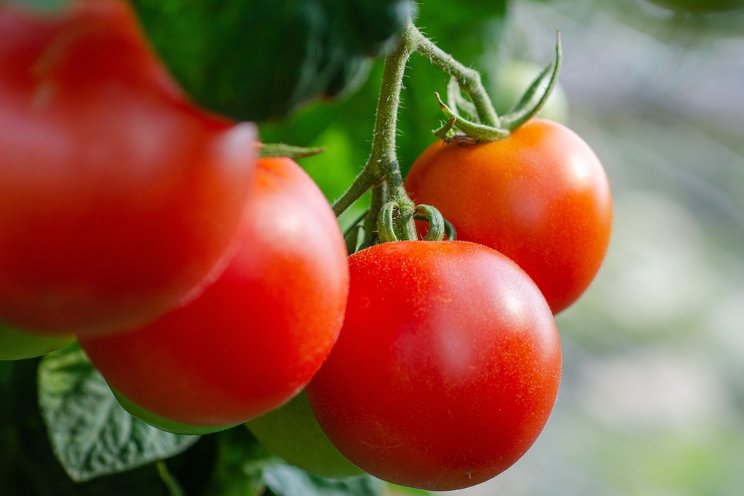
[
  {"left": 307, "top": 241, "right": 561, "bottom": 491},
  {"left": 0, "top": 0, "right": 256, "bottom": 336},
  {"left": 81, "top": 157, "right": 349, "bottom": 430},
  {"left": 406, "top": 119, "right": 612, "bottom": 313}
]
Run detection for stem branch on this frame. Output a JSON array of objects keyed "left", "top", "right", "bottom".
[
  {"left": 332, "top": 22, "right": 492, "bottom": 244},
  {"left": 410, "top": 27, "right": 499, "bottom": 127}
]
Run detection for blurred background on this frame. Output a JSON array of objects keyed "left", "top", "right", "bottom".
[{"left": 261, "top": 1, "right": 744, "bottom": 494}]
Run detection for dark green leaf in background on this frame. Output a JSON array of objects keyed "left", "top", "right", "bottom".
[
  {"left": 131, "top": 0, "right": 414, "bottom": 122},
  {"left": 37, "top": 345, "right": 199, "bottom": 482}
]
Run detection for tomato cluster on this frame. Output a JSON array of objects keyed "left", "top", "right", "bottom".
[
  {"left": 0, "top": 0, "right": 348, "bottom": 432},
  {"left": 1, "top": 0, "right": 611, "bottom": 493},
  {"left": 81, "top": 156, "right": 349, "bottom": 432},
  {"left": 304, "top": 120, "right": 610, "bottom": 489}
]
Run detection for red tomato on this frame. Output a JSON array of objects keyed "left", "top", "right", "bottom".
[
  {"left": 406, "top": 119, "right": 612, "bottom": 313},
  {"left": 81, "top": 157, "right": 349, "bottom": 430},
  {"left": 0, "top": 0, "right": 256, "bottom": 335},
  {"left": 307, "top": 241, "right": 561, "bottom": 491}
]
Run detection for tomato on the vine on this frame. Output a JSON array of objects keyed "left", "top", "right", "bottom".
[
  {"left": 0, "top": 323, "right": 73, "bottom": 361},
  {"left": 406, "top": 118, "right": 612, "bottom": 313},
  {"left": 307, "top": 240, "right": 561, "bottom": 491},
  {"left": 0, "top": 0, "right": 256, "bottom": 336},
  {"left": 81, "top": 157, "right": 349, "bottom": 431}
]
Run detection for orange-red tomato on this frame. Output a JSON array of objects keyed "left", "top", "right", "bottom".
[
  {"left": 0, "top": 0, "right": 255, "bottom": 336},
  {"left": 81, "top": 158, "right": 349, "bottom": 431},
  {"left": 406, "top": 119, "right": 612, "bottom": 313}
]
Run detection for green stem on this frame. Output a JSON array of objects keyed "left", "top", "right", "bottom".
[
  {"left": 333, "top": 21, "right": 420, "bottom": 238},
  {"left": 409, "top": 26, "right": 499, "bottom": 127},
  {"left": 156, "top": 461, "right": 184, "bottom": 496},
  {"left": 361, "top": 185, "right": 384, "bottom": 248},
  {"left": 331, "top": 22, "right": 492, "bottom": 243},
  {"left": 332, "top": 167, "right": 376, "bottom": 217}
]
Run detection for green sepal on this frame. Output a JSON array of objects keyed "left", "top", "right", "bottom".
[
  {"left": 259, "top": 143, "right": 325, "bottom": 159},
  {"left": 500, "top": 32, "right": 563, "bottom": 131}
]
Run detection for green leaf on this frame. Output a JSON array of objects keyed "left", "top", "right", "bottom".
[
  {"left": 37, "top": 345, "right": 199, "bottom": 482},
  {"left": 262, "top": 462, "right": 383, "bottom": 496},
  {"left": 131, "top": 0, "right": 413, "bottom": 121},
  {"left": 204, "top": 428, "right": 273, "bottom": 496}
]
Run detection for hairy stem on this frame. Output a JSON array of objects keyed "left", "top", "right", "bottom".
[
  {"left": 332, "top": 22, "right": 491, "bottom": 244},
  {"left": 410, "top": 26, "right": 499, "bottom": 127}
]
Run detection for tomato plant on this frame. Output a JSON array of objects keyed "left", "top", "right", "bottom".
[
  {"left": 0, "top": 322, "right": 73, "bottom": 361},
  {"left": 247, "top": 390, "right": 363, "bottom": 478},
  {"left": 307, "top": 241, "right": 561, "bottom": 491},
  {"left": 80, "top": 157, "right": 349, "bottom": 431},
  {"left": 406, "top": 118, "right": 612, "bottom": 313},
  {"left": 0, "top": 0, "right": 256, "bottom": 336},
  {"left": 0, "top": 3, "right": 613, "bottom": 493}
]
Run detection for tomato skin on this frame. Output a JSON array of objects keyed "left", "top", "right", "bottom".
[
  {"left": 80, "top": 157, "right": 349, "bottom": 428},
  {"left": 406, "top": 119, "right": 612, "bottom": 313},
  {"left": 307, "top": 241, "right": 560, "bottom": 491},
  {"left": 0, "top": 0, "right": 256, "bottom": 335}
]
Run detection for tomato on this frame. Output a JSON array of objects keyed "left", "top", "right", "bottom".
[
  {"left": 406, "top": 118, "right": 612, "bottom": 313},
  {"left": 307, "top": 241, "right": 561, "bottom": 491},
  {"left": 0, "top": 322, "right": 74, "bottom": 361},
  {"left": 247, "top": 390, "right": 363, "bottom": 478},
  {"left": 491, "top": 60, "right": 569, "bottom": 123},
  {"left": 0, "top": 0, "right": 256, "bottom": 336},
  {"left": 81, "top": 157, "right": 349, "bottom": 431}
]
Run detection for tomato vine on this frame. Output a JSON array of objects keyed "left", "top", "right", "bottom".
[{"left": 332, "top": 22, "right": 563, "bottom": 250}]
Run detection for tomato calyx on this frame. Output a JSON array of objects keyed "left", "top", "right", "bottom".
[
  {"left": 258, "top": 143, "right": 324, "bottom": 159},
  {"left": 434, "top": 32, "right": 563, "bottom": 143}
]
